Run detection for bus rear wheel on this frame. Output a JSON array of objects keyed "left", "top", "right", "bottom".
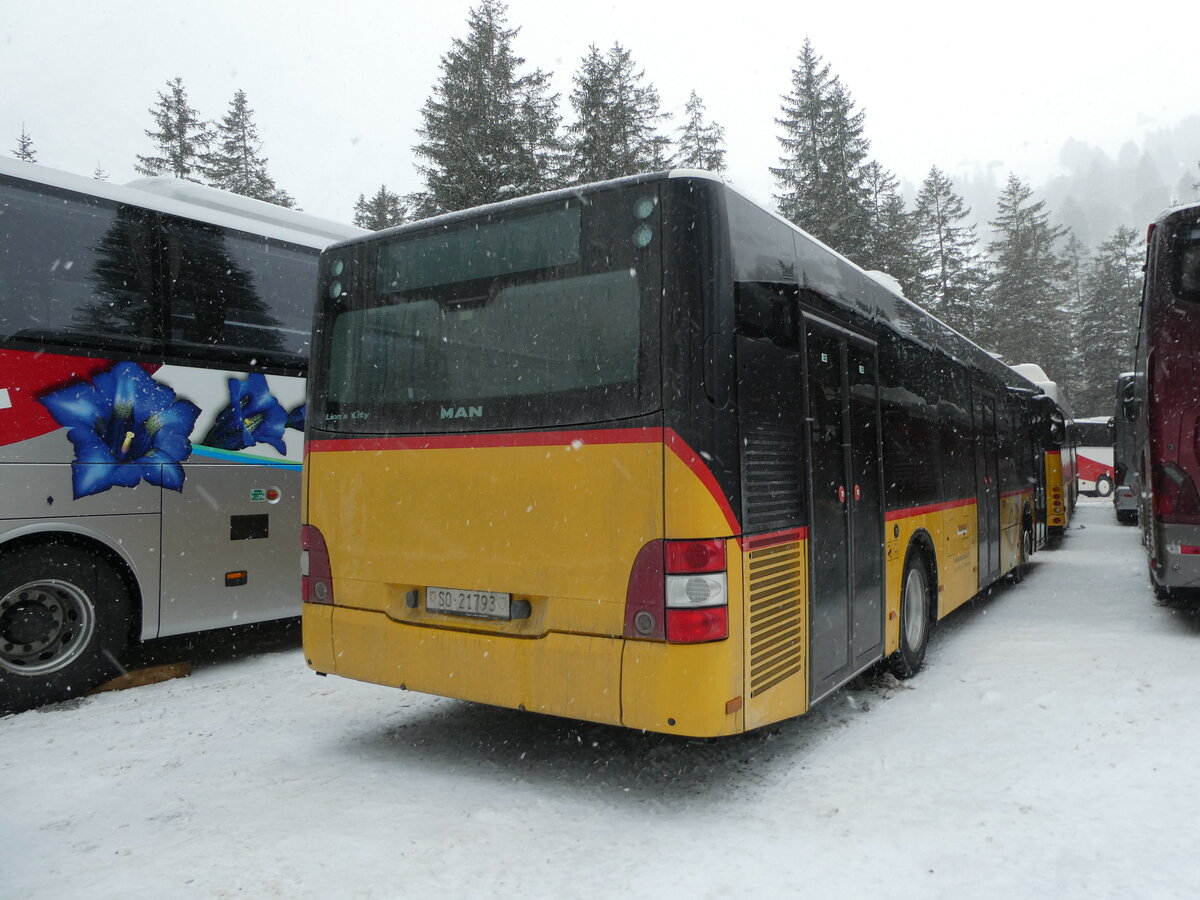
[
  {"left": 890, "top": 553, "right": 932, "bottom": 679},
  {"left": 0, "top": 543, "right": 132, "bottom": 713},
  {"left": 1095, "top": 475, "right": 1114, "bottom": 498}
]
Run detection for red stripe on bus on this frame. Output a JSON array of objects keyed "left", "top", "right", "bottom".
[
  {"left": 1001, "top": 487, "right": 1036, "bottom": 500},
  {"left": 884, "top": 497, "right": 975, "bottom": 521},
  {"left": 307, "top": 426, "right": 743, "bottom": 535},
  {"left": 663, "top": 430, "right": 742, "bottom": 535},
  {"left": 740, "top": 528, "right": 808, "bottom": 551}
]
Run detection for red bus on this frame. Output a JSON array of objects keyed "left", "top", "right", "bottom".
[
  {"left": 1134, "top": 200, "right": 1200, "bottom": 598},
  {"left": 1073, "top": 417, "right": 1115, "bottom": 498}
]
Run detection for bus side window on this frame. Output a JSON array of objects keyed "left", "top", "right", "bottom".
[{"left": 735, "top": 282, "right": 798, "bottom": 348}]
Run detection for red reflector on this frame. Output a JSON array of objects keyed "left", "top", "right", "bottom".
[
  {"left": 665, "top": 539, "right": 726, "bottom": 574},
  {"left": 1181, "top": 545, "right": 1200, "bottom": 555},
  {"left": 666, "top": 606, "right": 728, "bottom": 643},
  {"left": 301, "top": 524, "right": 334, "bottom": 605},
  {"left": 624, "top": 541, "right": 665, "bottom": 640}
]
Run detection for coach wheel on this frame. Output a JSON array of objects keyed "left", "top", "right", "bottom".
[
  {"left": 0, "top": 543, "right": 132, "bottom": 713},
  {"left": 890, "top": 552, "right": 932, "bottom": 679},
  {"left": 1094, "top": 475, "right": 1114, "bottom": 498}
]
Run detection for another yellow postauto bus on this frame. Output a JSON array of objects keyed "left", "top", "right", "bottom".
[
  {"left": 1012, "top": 363, "right": 1076, "bottom": 540},
  {"left": 301, "top": 171, "right": 1045, "bottom": 737}
]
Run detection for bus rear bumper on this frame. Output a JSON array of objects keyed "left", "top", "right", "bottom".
[
  {"left": 302, "top": 603, "right": 747, "bottom": 737},
  {"left": 1153, "top": 524, "right": 1200, "bottom": 590},
  {"left": 305, "top": 604, "right": 624, "bottom": 725}
]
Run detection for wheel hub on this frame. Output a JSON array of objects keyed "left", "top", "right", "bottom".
[
  {"left": 0, "top": 580, "right": 96, "bottom": 675},
  {"left": 1, "top": 595, "right": 62, "bottom": 647}
]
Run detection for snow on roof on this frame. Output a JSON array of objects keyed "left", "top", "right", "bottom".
[{"left": 0, "top": 157, "right": 364, "bottom": 250}]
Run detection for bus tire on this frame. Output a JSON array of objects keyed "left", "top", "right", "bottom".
[
  {"left": 1010, "top": 524, "right": 1033, "bottom": 583},
  {"left": 1095, "top": 475, "right": 1114, "bottom": 498},
  {"left": 0, "top": 542, "right": 132, "bottom": 713},
  {"left": 890, "top": 552, "right": 933, "bottom": 679}
]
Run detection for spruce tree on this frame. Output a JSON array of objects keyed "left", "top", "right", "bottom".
[
  {"left": 1074, "top": 226, "right": 1142, "bottom": 412},
  {"left": 859, "top": 161, "right": 925, "bottom": 299},
  {"left": 135, "top": 77, "right": 214, "bottom": 182},
  {"left": 675, "top": 90, "right": 726, "bottom": 173},
  {"left": 912, "top": 166, "right": 986, "bottom": 336},
  {"left": 771, "top": 38, "right": 872, "bottom": 262},
  {"left": 1059, "top": 234, "right": 1090, "bottom": 400},
  {"left": 565, "top": 43, "right": 672, "bottom": 184},
  {"left": 984, "top": 174, "right": 1071, "bottom": 377},
  {"left": 202, "top": 90, "right": 296, "bottom": 207},
  {"left": 93, "top": 164, "right": 109, "bottom": 181},
  {"left": 353, "top": 186, "right": 409, "bottom": 230},
  {"left": 13, "top": 126, "right": 36, "bottom": 162},
  {"left": 412, "top": 0, "right": 562, "bottom": 217}
]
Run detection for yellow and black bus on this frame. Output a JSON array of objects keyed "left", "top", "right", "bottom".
[
  {"left": 1011, "top": 363, "right": 1076, "bottom": 540},
  {"left": 301, "top": 171, "right": 1045, "bottom": 738}
]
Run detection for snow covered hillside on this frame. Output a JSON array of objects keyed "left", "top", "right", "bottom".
[{"left": 3, "top": 500, "right": 1198, "bottom": 898}]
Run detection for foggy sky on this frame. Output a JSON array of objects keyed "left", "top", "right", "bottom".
[{"left": 2, "top": 1, "right": 1193, "bottom": 224}]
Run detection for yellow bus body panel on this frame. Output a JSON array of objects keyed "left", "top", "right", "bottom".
[
  {"left": 304, "top": 432, "right": 755, "bottom": 737},
  {"left": 884, "top": 503, "right": 977, "bottom": 652},
  {"left": 307, "top": 439, "right": 664, "bottom": 638},
  {"left": 662, "top": 439, "right": 736, "bottom": 538},
  {"left": 1045, "top": 451, "right": 1068, "bottom": 528}
]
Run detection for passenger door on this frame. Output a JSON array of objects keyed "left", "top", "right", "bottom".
[
  {"left": 806, "top": 320, "right": 883, "bottom": 702},
  {"left": 974, "top": 389, "right": 1001, "bottom": 586}
]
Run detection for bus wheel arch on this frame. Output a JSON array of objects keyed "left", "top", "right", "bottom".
[
  {"left": 890, "top": 536, "right": 936, "bottom": 680},
  {"left": 0, "top": 533, "right": 139, "bottom": 713}
]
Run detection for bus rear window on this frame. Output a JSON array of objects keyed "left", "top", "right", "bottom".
[
  {"left": 318, "top": 187, "right": 661, "bottom": 433},
  {"left": 376, "top": 207, "right": 580, "bottom": 294},
  {"left": 329, "top": 269, "right": 640, "bottom": 404}
]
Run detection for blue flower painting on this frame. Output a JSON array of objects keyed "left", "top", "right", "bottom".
[
  {"left": 203, "top": 373, "right": 288, "bottom": 454},
  {"left": 40, "top": 362, "right": 202, "bottom": 499},
  {"left": 286, "top": 404, "right": 306, "bottom": 432}
]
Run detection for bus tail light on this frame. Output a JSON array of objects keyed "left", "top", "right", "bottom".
[
  {"left": 301, "top": 524, "right": 334, "bottom": 605},
  {"left": 1153, "top": 463, "right": 1200, "bottom": 519},
  {"left": 624, "top": 539, "right": 728, "bottom": 643}
]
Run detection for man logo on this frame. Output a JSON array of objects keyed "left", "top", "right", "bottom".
[{"left": 440, "top": 406, "right": 484, "bottom": 419}]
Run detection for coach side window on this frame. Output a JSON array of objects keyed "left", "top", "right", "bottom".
[
  {"left": 1173, "top": 226, "right": 1200, "bottom": 301},
  {"left": 0, "top": 178, "right": 158, "bottom": 351},
  {"left": 163, "top": 217, "right": 311, "bottom": 368}
]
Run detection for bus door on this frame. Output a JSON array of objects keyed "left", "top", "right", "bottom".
[
  {"left": 973, "top": 389, "right": 1002, "bottom": 585},
  {"left": 805, "top": 320, "right": 883, "bottom": 702}
]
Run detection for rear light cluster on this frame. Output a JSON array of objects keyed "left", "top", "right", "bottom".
[
  {"left": 1153, "top": 463, "right": 1200, "bottom": 520},
  {"left": 624, "top": 539, "right": 728, "bottom": 643},
  {"left": 1050, "top": 486, "right": 1063, "bottom": 514},
  {"left": 301, "top": 524, "right": 334, "bottom": 605}
]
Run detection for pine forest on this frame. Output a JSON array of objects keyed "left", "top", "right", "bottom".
[{"left": 11, "top": 0, "right": 1199, "bottom": 415}]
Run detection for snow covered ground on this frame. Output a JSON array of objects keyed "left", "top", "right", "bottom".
[{"left": 4, "top": 499, "right": 1199, "bottom": 899}]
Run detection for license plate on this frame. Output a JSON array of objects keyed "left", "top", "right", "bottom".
[{"left": 426, "top": 586, "right": 512, "bottom": 619}]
